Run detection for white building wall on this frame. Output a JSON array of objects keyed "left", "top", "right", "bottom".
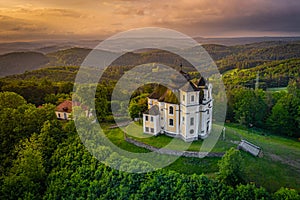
[
  {"left": 143, "top": 114, "right": 160, "bottom": 135},
  {"left": 55, "top": 111, "right": 71, "bottom": 120},
  {"left": 144, "top": 83, "right": 213, "bottom": 141},
  {"left": 185, "top": 105, "right": 199, "bottom": 141},
  {"left": 153, "top": 115, "right": 160, "bottom": 135}
]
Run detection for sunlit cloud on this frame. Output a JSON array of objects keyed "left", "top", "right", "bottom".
[{"left": 0, "top": 0, "right": 299, "bottom": 41}]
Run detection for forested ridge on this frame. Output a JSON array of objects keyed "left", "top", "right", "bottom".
[
  {"left": 1, "top": 40, "right": 300, "bottom": 77},
  {"left": 0, "top": 40, "right": 300, "bottom": 199}
]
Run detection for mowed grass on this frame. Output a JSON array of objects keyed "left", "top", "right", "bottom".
[
  {"left": 124, "top": 122, "right": 236, "bottom": 152},
  {"left": 266, "top": 87, "right": 287, "bottom": 92},
  {"left": 226, "top": 124, "right": 300, "bottom": 192},
  {"left": 242, "top": 152, "right": 300, "bottom": 192},
  {"left": 103, "top": 122, "right": 300, "bottom": 192},
  {"left": 103, "top": 126, "right": 149, "bottom": 153}
]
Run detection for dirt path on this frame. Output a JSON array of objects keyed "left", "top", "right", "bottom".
[
  {"left": 228, "top": 139, "right": 300, "bottom": 172},
  {"left": 265, "top": 152, "right": 300, "bottom": 172},
  {"left": 109, "top": 121, "right": 131, "bottom": 129}
]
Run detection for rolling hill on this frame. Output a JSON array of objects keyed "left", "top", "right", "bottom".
[
  {"left": 0, "top": 52, "right": 49, "bottom": 77},
  {"left": 1, "top": 39, "right": 300, "bottom": 80},
  {"left": 46, "top": 47, "right": 92, "bottom": 66}
]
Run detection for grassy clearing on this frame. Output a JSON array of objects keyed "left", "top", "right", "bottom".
[
  {"left": 103, "top": 124, "right": 220, "bottom": 175},
  {"left": 124, "top": 122, "right": 236, "bottom": 153},
  {"left": 103, "top": 125, "right": 149, "bottom": 153},
  {"left": 102, "top": 122, "right": 300, "bottom": 192},
  {"left": 242, "top": 152, "right": 300, "bottom": 192},
  {"left": 227, "top": 124, "right": 300, "bottom": 163},
  {"left": 266, "top": 87, "right": 287, "bottom": 92},
  {"left": 225, "top": 124, "right": 300, "bottom": 192}
]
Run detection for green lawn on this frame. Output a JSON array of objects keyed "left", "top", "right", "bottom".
[
  {"left": 225, "top": 124, "right": 300, "bottom": 192},
  {"left": 124, "top": 122, "right": 236, "bottom": 153},
  {"left": 103, "top": 126, "right": 150, "bottom": 153},
  {"left": 266, "top": 87, "right": 287, "bottom": 92},
  {"left": 102, "top": 122, "right": 300, "bottom": 192}
]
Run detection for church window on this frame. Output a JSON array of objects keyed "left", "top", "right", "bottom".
[
  {"left": 150, "top": 116, "right": 153, "bottom": 122},
  {"left": 169, "top": 106, "right": 174, "bottom": 115},
  {"left": 183, "top": 95, "right": 185, "bottom": 101},
  {"left": 207, "top": 121, "right": 210, "bottom": 133},
  {"left": 145, "top": 127, "right": 149, "bottom": 132},
  {"left": 190, "top": 117, "right": 194, "bottom": 126},
  {"left": 151, "top": 128, "right": 154, "bottom": 133},
  {"left": 191, "top": 95, "right": 194, "bottom": 102},
  {"left": 169, "top": 119, "right": 174, "bottom": 126},
  {"left": 145, "top": 116, "right": 148, "bottom": 121}
]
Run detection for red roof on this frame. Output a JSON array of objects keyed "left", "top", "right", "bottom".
[
  {"left": 55, "top": 100, "right": 73, "bottom": 113},
  {"left": 55, "top": 100, "right": 88, "bottom": 113}
]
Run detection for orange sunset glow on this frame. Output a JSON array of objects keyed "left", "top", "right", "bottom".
[{"left": 0, "top": 0, "right": 300, "bottom": 41}]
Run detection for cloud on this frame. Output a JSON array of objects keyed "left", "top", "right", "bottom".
[
  {"left": 0, "top": 8, "right": 90, "bottom": 41},
  {"left": 145, "top": 0, "right": 300, "bottom": 36},
  {"left": 1, "top": 7, "right": 83, "bottom": 18},
  {"left": 0, "top": 15, "right": 44, "bottom": 33},
  {"left": 114, "top": 6, "right": 145, "bottom": 16},
  {"left": 0, "top": 0, "right": 300, "bottom": 41}
]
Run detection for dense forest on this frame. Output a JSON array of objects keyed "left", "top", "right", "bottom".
[
  {"left": 0, "top": 91, "right": 299, "bottom": 199},
  {"left": 0, "top": 41, "right": 300, "bottom": 199}
]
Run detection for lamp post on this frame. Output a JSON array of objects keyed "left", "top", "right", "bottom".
[{"left": 222, "top": 127, "right": 226, "bottom": 140}]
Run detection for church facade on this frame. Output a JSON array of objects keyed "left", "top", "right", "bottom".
[{"left": 143, "top": 71, "right": 213, "bottom": 142}]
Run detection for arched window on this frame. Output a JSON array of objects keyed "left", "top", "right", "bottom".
[
  {"left": 191, "top": 95, "right": 195, "bottom": 102},
  {"left": 169, "top": 106, "right": 174, "bottom": 115},
  {"left": 190, "top": 117, "right": 194, "bottom": 126}
]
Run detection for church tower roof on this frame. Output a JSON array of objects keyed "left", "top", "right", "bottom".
[
  {"left": 196, "top": 77, "right": 206, "bottom": 87},
  {"left": 180, "top": 81, "right": 199, "bottom": 92}
]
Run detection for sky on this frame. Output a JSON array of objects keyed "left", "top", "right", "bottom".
[{"left": 0, "top": 0, "right": 300, "bottom": 42}]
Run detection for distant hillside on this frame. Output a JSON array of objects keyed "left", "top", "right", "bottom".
[
  {"left": 47, "top": 47, "right": 92, "bottom": 66},
  {"left": 222, "top": 58, "right": 300, "bottom": 89},
  {"left": 1, "top": 66, "right": 79, "bottom": 82},
  {"left": 1, "top": 40, "right": 300, "bottom": 78},
  {"left": 202, "top": 44, "right": 234, "bottom": 59},
  {"left": 216, "top": 42, "right": 300, "bottom": 73},
  {"left": 0, "top": 52, "right": 49, "bottom": 77},
  {"left": 3, "top": 58, "right": 299, "bottom": 91},
  {"left": 194, "top": 36, "right": 300, "bottom": 46},
  {"left": 0, "top": 40, "right": 100, "bottom": 55},
  {"left": 35, "top": 45, "right": 72, "bottom": 54},
  {"left": 1, "top": 37, "right": 299, "bottom": 55}
]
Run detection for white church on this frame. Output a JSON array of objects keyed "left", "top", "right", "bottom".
[{"left": 143, "top": 70, "right": 213, "bottom": 142}]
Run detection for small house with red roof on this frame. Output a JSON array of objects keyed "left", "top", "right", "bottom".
[
  {"left": 55, "top": 100, "right": 73, "bottom": 120},
  {"left": 55, "top": 100, "right": 90, "bottom": 120}
]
